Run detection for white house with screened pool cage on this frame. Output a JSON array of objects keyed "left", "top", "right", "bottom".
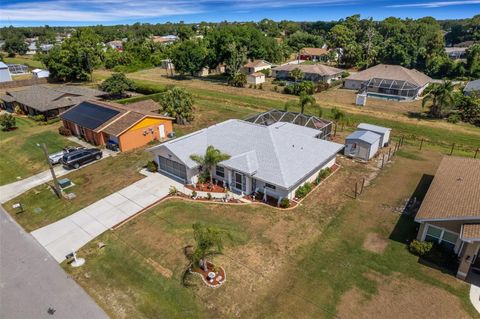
[{"left": 148, "top": 111, "right": 344, "bottom": 201}]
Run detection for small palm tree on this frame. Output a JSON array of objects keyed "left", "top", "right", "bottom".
[
  {"left": 290, "top": 68, "right": 304, "bottom": 82},
  {"left": 191, "top": 223, "right": 228, "bottom": 271},
  {"left": 299, "top": 92, "right": 318, "bottom": 114},
  {"left": 190, "top": 146, "right": 230, "bottom": 185},
  {"left": 422, "top": 81, "right": 455, "bottom": 118}
]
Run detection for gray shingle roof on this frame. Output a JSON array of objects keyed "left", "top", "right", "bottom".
[
  {"left": 465, "top": 79, "right": 480, "bottom": 92},
  {"left": 357, "top": 123, "right": 391, "bottom": 134},
  {"left": 149, "top": 120, "right": 344, "bottom": 189},
  {"left": 346, "top": 130, "right": 381, "bottom": 144}
]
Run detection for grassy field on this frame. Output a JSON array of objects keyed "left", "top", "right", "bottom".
[
  {"left": 4, "top": 148, "right": 151, "bottom": 232},
  {"left": 63, "top": 147, "right": 477, "bottom": 318},
  {"left": 4, "top": 56, "right": 45, "bottom": 69},
  {"left": 0, "top": 117, "right": 78, "bottom": 185}
]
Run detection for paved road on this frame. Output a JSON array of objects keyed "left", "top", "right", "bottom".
[
  {"left": 0, "top": 206, "right": 109, "bottom": 319},
  {"left": 0, "top": 137, "right": 115, "bottom": 204},
  {"left": 31, "top": 172, "right": 182, "bottom": 263}
]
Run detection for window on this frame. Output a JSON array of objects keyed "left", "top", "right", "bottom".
[
  {"left": 216, "top": 166, "right": 225, "bottom": 178},
  {"left": 425, "top": 225, "right": 459, "bottom": 252},
  {"left": 351, "top": 143, "right": 358, "bottom": 149},
  {"left": 234, "top": 172, "right": 245, "bottom": 191},
  {"left": 425, "top": 225, "right": 442, "bottom": 242},
  {"left": 265, "top": 183, "right": 276, "bottom": 190}
]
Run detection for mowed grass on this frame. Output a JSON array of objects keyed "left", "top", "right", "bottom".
[
  {"left": 4, "top": 56, "right": 45, "bottom": 69},
  {"left": 4, "top": 149, "right": 151, "bottom": 232},
  {"left": 64, "top": 147, "right": 477, "bottom": 318},
  {"left": 0, "top": 118, "right": 78, "bottom": 185}
]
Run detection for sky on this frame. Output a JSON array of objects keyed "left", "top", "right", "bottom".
[{"left": 0, "top": 0, "right": 478, "bottom": 27}]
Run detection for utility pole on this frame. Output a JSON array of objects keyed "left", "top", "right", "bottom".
[{"left": 38, "top": 143, "right": 61, "bottom": 198}]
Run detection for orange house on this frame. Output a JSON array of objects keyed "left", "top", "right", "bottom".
[{"left": 60, "top": 99, "right": 174, "bottom": 152}]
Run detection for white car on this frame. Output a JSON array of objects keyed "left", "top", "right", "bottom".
[{"left": 48, "top": 146, "right": 84, "bottom": 165}]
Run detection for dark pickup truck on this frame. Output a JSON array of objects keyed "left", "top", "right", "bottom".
[{"left": 61, "top": 148, "right": 103, "bottom": 169}]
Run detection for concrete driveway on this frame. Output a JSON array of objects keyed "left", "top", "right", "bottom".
[
  {"left": 31, "top": 171, "right": 182, "bottom": 263},
  {"left": 0, "top": 147, "right": 116, "bottom": 204},
  {"left": 0, "top": 207, "right": 108, "bottom": 319}
]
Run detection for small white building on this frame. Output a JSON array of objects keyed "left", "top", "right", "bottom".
[
  {"left": 344, "top": 130, "right": 381, "bottom": 161},
  {"left": 247, "top": 72, "right": 265, "bottom": 85},
  {"left": 32, "top": 69, "right": 50, "bottom": 79},
  {"left": 242, "top": 60, "right": 272, "bottom": 74},
  {"left": 357, "top": 123, "right": 391, "bottom": 147},
  {"left": 0, "top": 62, "right": 12, "bottom": 82}
]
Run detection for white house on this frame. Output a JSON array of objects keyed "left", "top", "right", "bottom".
[
  {"left": 247, "top": 72, "right": 265, "bottom": 85},
  {"left": 242, "top": 60, "right": 272, "bottom": 74},
  {"left": 32, "top": 69, "right": 50, "bottom": 79},
  {"left": 357, "top": 123, "right": 391, "bottom": 147},
  {"left": 344, "top": 130, "right": 381, "bottom": 161},
  {"left": 0, "top": 62, "right": 12, "bottom": 82},
  {"left": 148, "top": 118, "right": 344, "bottom": 201}
]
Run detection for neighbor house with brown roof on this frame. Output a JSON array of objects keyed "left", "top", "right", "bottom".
[
  {"left": 344, "top": 64, "right": 432, "bottom": 100},
  {"left": 298, "top": 47, "right": 330, "bottom": 62},
  {"left": 272, "top": 63, "right": 343, "bottom": 84},
  {"left": 0, "top": 85, "right": 106, "bottom": 118},
  {"left": 60, "top": 99, "right": 174, "bottom": 152},
  {"left": 415, "top": 156, "right": 480, "bottom": 280}
]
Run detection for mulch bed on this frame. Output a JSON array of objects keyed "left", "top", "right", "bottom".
[
  {"left": 186, "top": 181, "right": 226, "bottom": 193},
  {"left": 190, "top": 261, "right": 226, "bottom": 288},
  {"left": 173, "top": 193, "right": 242, "bottom": 203}
]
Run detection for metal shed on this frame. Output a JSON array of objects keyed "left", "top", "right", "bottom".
[
  {"left": 357, "top": 123, "right": 391, "bottom": 147},
  {"left": 344, "top": 130, "right": 381, "bottom": 161}
]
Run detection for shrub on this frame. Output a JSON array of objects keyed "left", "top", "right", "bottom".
[
  {"left": 259, "top": 84, "right": 263, "bottom": 90},
  {"left": 274, "top": 85, "right": 278, "bottom": 92},
  {"left": 408, "top": 240, "right": 433, "bottom": 256},
  {"left": 316, "top": 82, "right": 330, "bottom": 93},
  {"left": 206, "top": 192, "right": 212, "bottom": 200},
  {"left": 191, "top": 190, "right": 197, "bottom": 198},
  {"left": 146, "top": 160, "right": 158, "bottom": 172},
  {"left": 283, "top": 81, "right": 315, "bottom": 95},
  {"left": 279, "top": 198, "right": 290, "bottom": 208},
  {"left": 0, "top": 113, "right": 16, "bottom": 131},
  {"left": 295, "top": 182, "right": 313, "bottom": 199},
  {"left": 58, "top": 126, "right": 72, "bottom": 136},
  {"left": 317, "top": 167, "right": 332, "bottom": 181},
  {"left": 30, "top": 114, "right": 45, "bottom": 122},
  {"left": 248, "top": 84, "right": 253, "bottom": 88},
  {"left": 341, "top": 71, "right": 350, "bottom": 78},
  {"left": 447, "top": 113, "right": 461, "bottom": 124},
  {"left": 260, "top": 69, "right": 270, "bottom": 76},
  {"left": 228, "top": 73, "right": 247, "bottom": 87},
  {"left": 169, "top": 186, "right": 178, "bottom": 196},
  {"left": 14, "top": 105, "right": 24, "bottom": 115},
  {"left": 198, "top": 173, "right": 208, "bottom": 184}
]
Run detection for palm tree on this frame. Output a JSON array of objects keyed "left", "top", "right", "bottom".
[
  {"left": 422, "top": 81, "right": 455, "bottom": 118},
  {"left": 299, "top": 92, "right": 318, "bottom": 114},
  {"left": 191, "top": 223, "right": 227, "bottom": 271},
  {"left": 331, "top": 107, "right": 348, "bottom": 135},
  {"left": 190, "top": 146, "right": 230, "bottom": 185},
  {"left": 290, "top": 67, "right": 304, "bottom": 82}
]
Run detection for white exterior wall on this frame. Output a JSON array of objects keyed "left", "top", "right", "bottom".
[
  {"left": 247, "top": 75, "right": 265, "bottom": 85},
  {"left": 253, "top": 65, "right": 271, "bottom": 73},
  {"left": 344, "top": 79, "right": 363, "bottom": 90}
]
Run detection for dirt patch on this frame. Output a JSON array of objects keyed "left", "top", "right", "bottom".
[
  {"left": 337, "top": 275, "right": 471, "bottom": 319},
  {"left": 363, "top": 233, "right": 389, "bottom": 253}
]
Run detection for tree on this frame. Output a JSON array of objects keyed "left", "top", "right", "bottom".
[
  {"left": 191, "top": 223, "right": 228, "bottom": 271},
  {"left": 228, "top": 73, "right": 246, "bottom": 88},
  {"left": 177, "top": 25, "right": 195, "bottom": 41},
  {"left": 422, "top": 81, "right": 455, "bottom": 118},
  {"left": 286, "top": 31, "right": 323, "bottom": 52},
  {"left": 4, "top": 36, "right": 28, "bottom": 56},
  {"left": 0, "top": 113, "right": 16, "bottom": 131},
  {"left": 99, "top": 73, "right": 135, "bottom": 97},
  {"left": 298, "top": 92, "right": 318, "bottom": 114},
  {"left": 190, "top": 145, "right": 231, "bottom": 186},
  {"left": 170, "top": 39, "right": 207, "bottom": 76},
  {"left": 225, "top": 42, "right": 247, "bottom": 78},
  {"left": 457, "top": 94, "right": 480, "bottom": 126},
  {"left": 290, "top": 68, "right": 304, "bottom": 82},
  {"left": 159, "top": 87, "right": 194, "bottom": 124}
]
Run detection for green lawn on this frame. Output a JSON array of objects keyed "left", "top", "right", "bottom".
[
  {"left": 3, "top": 56, "right": 45, "bottom": 69},
  {"left": 4, "top": 149, "right": 151, "bottom": 232},
  {"left": 0, "top": 118, "right": 77, "bottom": 185},
  {"left": 63, "top": 148, "right": 477, "bottom": 318}
]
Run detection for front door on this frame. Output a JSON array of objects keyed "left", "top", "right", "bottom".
[
  {"left": 234, "top": 172, "right": 245, "bottom": 192},
  {"left": 158, "top": 124, "right": 166, "bottom": 139}
]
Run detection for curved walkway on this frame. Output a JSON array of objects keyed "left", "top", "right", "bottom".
[{"left": 470, "top": 283, "right": 480, "bottom": 314}]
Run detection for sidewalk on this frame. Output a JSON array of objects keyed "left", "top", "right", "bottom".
[
  {"left": 0, "top": 143, "right": 115, "bottom": 204},
  {"left": 31, "top": 171, "right": 183, "bottom": 263}
]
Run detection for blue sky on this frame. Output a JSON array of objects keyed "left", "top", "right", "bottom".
[{"left": 0, "top": 0, "right": 478, "bottom": 26}]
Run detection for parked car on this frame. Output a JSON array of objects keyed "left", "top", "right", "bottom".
[
  {"left": 61, "top": 148, "right": 103, "bottom": 169},
  {"left": 48, "top": 146, "right": 85, "bottom": 165}
]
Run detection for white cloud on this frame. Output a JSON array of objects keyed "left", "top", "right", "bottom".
[{"left": 387, "top": 0, "right": 480, "bottom": 8}]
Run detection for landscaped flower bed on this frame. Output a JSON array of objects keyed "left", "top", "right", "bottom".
[
  {"left": 190, "top": 261, "right": 226, "bottom": 288},
  {"left": 186, "top": 181, "right": 226, "bottom": 193}
]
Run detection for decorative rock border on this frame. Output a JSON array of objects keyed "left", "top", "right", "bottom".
[{"left": 189, "top": 263, "right": 227, "bottom": 288}]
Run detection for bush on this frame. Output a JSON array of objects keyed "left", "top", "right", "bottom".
[
  {"left": 260, "top": 69, "right": 270, "bottom": 76},
  {"left": 341, "top": 71, "right": 350, "bottom": 78},
  {"left": 259, "top": 84, "right": 263, "bottom": 90},
  {"left": 169, "top": 186, "right": 178, "bottom": 196},
  {"left": 206, "top": 192, "right": 212, "bottom": 200},
  {"left": 316, "top": 167, "right": 332, "bottom": 184},
  {"left": 447, "top": 113, "right": 461, "bottom": 124},
  {"left": 58, "top": 126, "right": 72, "bottom": 136},
  {"left": 279, "top": 198, "right": 290, "bottom": 208},
  {"left": 146, "top": 160, "right": 158, "bottom": 172},
  {"left": 191, "top": 190, "right": 197, "bottom": 198},
  {"left": 274, "top": 85, "right": 278, "bottom": 92},
  {"left": 228, "top": 73, "right": 247, "bottom": 87},
  {"left": 30, "top": 114, "right": 45, "bottom": 122},
  {"left": 283, "top": 81, "right": 315, "bottom": 95},
  {"left": 198, "top": 173, "right": 208, "bottom": 184},
  {"left": 295, "top": 182, "right": 313, "bottom": 199},
  {"left": 408, "top": 240, "right": 433, "bottom": 256},
  {"left": 316, "top": 82, "right": 330, "bottom": 93},
  {"left": 0, "top": 113, "right": 16, "bottom": 131},
  {"left": 14, "top": 105, "right": 24, "bottom": 115}
]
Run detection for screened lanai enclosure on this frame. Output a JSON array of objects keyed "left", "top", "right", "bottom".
[
  {"left": 245, "top": 109, "right": 333, "bottom": 140},
  {"left": 361, "top": 77, "right": 420, "bottom": 100},
  {"left": 7, "top": 64, "right": 29, "bottom": 75}
]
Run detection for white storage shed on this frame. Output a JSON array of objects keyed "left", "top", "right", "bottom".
[
  {"left": 357, "top": 123, "right": 391, "bottom": 147},
  {"left": 344, "top": 130, "right": 381, "bottom": 161}
]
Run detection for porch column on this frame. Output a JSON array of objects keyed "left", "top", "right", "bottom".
[
  {"left": 227, "top": 170, "right": 232, "bottom": 190},
  {"left": 245, "top": 176, "right": 252, "bottom": 195},
  {"left": 416, "top": 223, "right": 427, "bottom": 241},
  {"left": 457, "top": 242, "right": 480, "bottom": 280}
]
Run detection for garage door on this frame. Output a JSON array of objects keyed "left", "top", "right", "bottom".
[{"left": 158, "top": 156, "right": 187, "bottom": 181}]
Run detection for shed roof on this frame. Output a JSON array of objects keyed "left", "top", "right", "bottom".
[
  {"left": 346, "top": 64, "right": 432, "bottom": 87},
  {"left": 346, "top": 130, "right": 381, "bottom": 144},
  {"left": 465, "top": 79, "right": 480, "bottom": 92},
  {"left": 357, "top": 123, "right": 391, "bottom": 135},
  {"left": 415, "top": 156, "right": 480, "bottom": 221},
  {"left": 149, "top": 119, "right": 344, "bottom": 189}
]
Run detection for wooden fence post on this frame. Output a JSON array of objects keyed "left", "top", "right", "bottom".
[
  {"left": 360, "top": 178, "right": 365, "bottom": 194},
  {"left": 450, "top": 143, "right": 455, "bottom": 156},
  {"left": 388, "top": 147, "right": 392, "bottom": 160},
  {"left": 419, "top": 138, "right": 424, "bottom": 150},
  {"left": 475, "top": 148, "right": 479, "bottom": 159},
  {"left": 354, "top": 181, "right": 358, "bottom": 199}
]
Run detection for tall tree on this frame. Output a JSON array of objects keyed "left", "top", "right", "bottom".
[
  {"left": 99, "top": 73, "right": 135, "bottom": 97},
  {"left": 159, "top": 87, "right": 194, "bottom": 124},
  {"left": 422, "top": 81, "right": 455, "bottom": 118},
  {"left": 170, "top": 39, "right": 207, "bottom": 76}
]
